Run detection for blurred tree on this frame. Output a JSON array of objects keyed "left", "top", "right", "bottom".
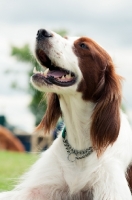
[
  {"left": 10, "top": 30, "right": 67, "bottom": 126},
  {"left": 11, "top": 44, "right": 46, "bottom": 126}
]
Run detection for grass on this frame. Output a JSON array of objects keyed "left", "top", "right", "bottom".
[{"left": 0, "top": 151, "right": 38, "bottom": 191}]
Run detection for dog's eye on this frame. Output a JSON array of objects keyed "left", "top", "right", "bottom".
[{"left": 80, "top": 43, "right": 89, "bottom": 49}]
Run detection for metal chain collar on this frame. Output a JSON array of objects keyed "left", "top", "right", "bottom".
[{"left": 62, "top": 127, "right": 93, "bottom": 162}]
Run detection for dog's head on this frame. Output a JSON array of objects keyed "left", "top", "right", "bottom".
[
  {"left": 31, "top": 29, "right": 122, "bottom": 152},
  {"left": 31, "top": 29, "right": 115, "bottom": 98}
]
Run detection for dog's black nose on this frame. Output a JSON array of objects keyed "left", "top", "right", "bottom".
[{"left": 36, "top": 29, "right": 53, "bottom": 40}]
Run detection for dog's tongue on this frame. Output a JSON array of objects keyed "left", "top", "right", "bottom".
[{"left": 47, "top": 70, "right": 66, "bottom": 78}]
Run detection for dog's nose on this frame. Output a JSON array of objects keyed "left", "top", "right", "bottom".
[{"left": 36, "top": 29, "right": 53, "bottom": 40}]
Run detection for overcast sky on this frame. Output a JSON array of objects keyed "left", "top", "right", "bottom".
[
  {"left": 1, "top": 0, "right": 132, "bottom": 47},
  {"left": 0, "top": 0, "right": 132, "bottom": 130}
]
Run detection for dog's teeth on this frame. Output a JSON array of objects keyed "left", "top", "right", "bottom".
[
  {"left": 61, "top": 76, "right": 65, "bottom": 80},
  {"left": 33, "top": 67, "right": 38, "bottom": 74},
  {"left": 40, "top": 71, "right": 43, "bottom": 75},
  {"left": 66, "top": 74, "right": 71, "bottom": 79},
  {"left": 43, "top": 68, "right": 49, "bottom": 76}
]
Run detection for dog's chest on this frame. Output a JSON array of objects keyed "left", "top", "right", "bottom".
[
  {"left": 55, "top": 188, "right": 93, "bottom": 200},
  {"left": 60, "top": 164, "right": 93, "bottom": 199}
]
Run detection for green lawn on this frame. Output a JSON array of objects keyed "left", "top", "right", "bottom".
[{"left": 0, "top": 151, "right": 38, "bottom": 191}]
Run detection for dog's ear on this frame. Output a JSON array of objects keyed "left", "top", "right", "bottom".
[
  {"left": 91, "top": 62, "right": 122, "bottom": 154},
  {"left": 36, "top": 93, "right": 61, "bottom": 134}
]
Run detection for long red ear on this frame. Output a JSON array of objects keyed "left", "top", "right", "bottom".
[
  {"left": 91, "top": 63, "right": 122, "bottom": 154},
  {"left": 36, "top": 93, "right": 61, "bottom": 134}
]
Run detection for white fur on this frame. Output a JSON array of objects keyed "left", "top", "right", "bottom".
[{"left": 1, "top": 31, "right": 132, "bottom": 200}]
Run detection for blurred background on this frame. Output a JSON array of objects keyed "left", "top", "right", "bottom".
[{"left": 0, "top": 0, "right": 132, "bottom": 191}]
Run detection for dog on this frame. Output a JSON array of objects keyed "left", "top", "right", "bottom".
[{"left": 1, "top": 29, "right": 132, "bottom": 200}]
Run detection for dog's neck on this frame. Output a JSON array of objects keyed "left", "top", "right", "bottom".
[{"left": 59, "top": 93, "right": 95, "bottom": 150}]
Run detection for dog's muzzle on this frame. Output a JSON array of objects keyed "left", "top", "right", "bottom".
[{"left": 32, "top": 29, "right": 77, "bottom": 87}]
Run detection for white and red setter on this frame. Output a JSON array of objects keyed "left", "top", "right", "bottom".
[{"left": 1, "top": 29, "right": 132, "bottom": 200}]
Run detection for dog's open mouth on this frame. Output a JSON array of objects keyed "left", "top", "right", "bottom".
[{"left": 32, "top": 49, "right": 76, "bottom": 87}]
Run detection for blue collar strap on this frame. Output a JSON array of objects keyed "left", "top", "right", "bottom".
[{"left": 62, "top": 126, "right": 66, "bottom": 139}]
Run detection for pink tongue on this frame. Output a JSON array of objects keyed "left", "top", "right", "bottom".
[{"left": 47, "top": 70, "right": 66, "bottom": 78}]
